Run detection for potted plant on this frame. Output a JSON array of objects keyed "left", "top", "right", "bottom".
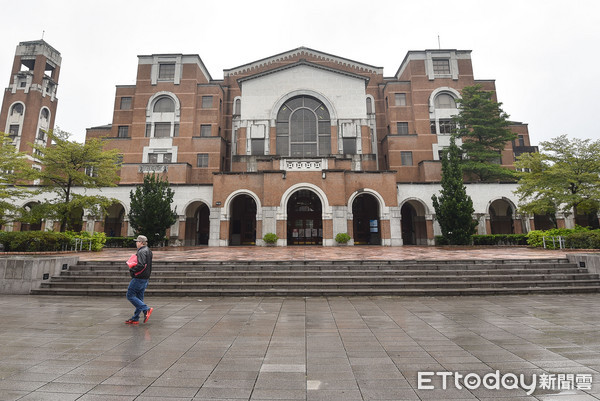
[
  {"left": 335, "top": 233, "right": 351, "bottom": 245},
  {"left": 263, "top": 232, "right": 278, "bottom": 246}
]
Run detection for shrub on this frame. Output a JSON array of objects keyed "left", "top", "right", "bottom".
[
  {"left": 263, "top": 233, "right": 278, "bottom": 244},
  {"left": 472, "top": 234, "right": 528, "bottom": 246},
  {"left": 527, "top": 226, "right": 590, "bottom": 249},
  {"left": 0, "top": 231, "right": 71, "bottom": 252},
  {"left": 64, "top": 231, "right": 107, "bottom": 252},
  {"left": 565, "top": 230, "right": 600, "bottom": 249},
  {"left": 335, "top": 233, "right": 351, "bottom": 244}
]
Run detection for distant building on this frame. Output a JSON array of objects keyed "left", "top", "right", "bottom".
[{"left": 8, "top": 41, "right": 588, "bottom": 246}]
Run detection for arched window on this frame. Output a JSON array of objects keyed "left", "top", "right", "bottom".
[
  {"left": 153, "top": 97, "right": 175, "bottom": 113},
  {"left": 276, "top": 95, "right": 331, "bottom": 157},
  {"left": 11, "top": 103, "right": 24, "bottom": 116},
  {"left": 146, "top": 94, "right": 179, "bottom": 138},
  {"left": 434, "top": 93, "right": 456, "bottom": 109}
]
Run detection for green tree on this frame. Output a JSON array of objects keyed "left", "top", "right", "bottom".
[
  {"left": 32, "top": 129, "right": 121, "bottom": 231},
  {"left": 128, "top": 173, "right": 178, "bottom": 246},
  {"left": 432, "top": 137, "right": 477, "bottom": 245},
  {"left": 514, "top": 135, "right": 600, "bottom": 226},
  {"left": 454, "top": 84, "right": 517, "bottom": 182},
  {"left": 0, "top": 131, "right": 38, "bottom": 225}
]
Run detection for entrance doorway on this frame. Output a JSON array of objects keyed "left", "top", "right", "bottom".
[
  {"left": 185, "top": 202, "right": 210, "bottom": 246},
  {"left": 489, "top": 199, "right": 514, "bottom": 234},
  {"left": 229, "top": 195, "right": 257, "bottom": 245},
  {"left": 104, "top": 203, "right": 125, "bottom": 237},
  {"left": 352, "top": 194, "right": 380, "bottom": 245},
  {"left": 287, "top": 190, "right": 323, "bottom": 245},
  {"left": 401, "top": 201, "right": 428, "bottom": 245}
]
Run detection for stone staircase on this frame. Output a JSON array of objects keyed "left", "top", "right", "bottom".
[{"left": 30, "top": 258, "right": 600, "bottom": 296}]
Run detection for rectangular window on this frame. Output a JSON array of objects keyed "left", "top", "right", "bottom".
[
  {"left": 395, "top": 93, "right": 407, "bottom": 106},
  {"left": 163, "top": 153, "right": 172, "bottom": 164},
  {"left": 343, "top": 138, "right": 356, "bottom": 155},
  {"left": 438, "top": 119, "right": 455, "bottom": 134},
  {"left": 200, "top": 124, "right": 211, "bottom": 137},
  {"left": 397, "top": 122, "right": 409, "bottom": 135},
  {"left": 401, "top": 151, "right": 413, "bottom": 166},
  {"left": 120, "top": 97, "right": 132, "bottom": 110},
  {"left": 201, "top": 96, "right": 213, "bottom": 108},
  {"left": 37, "top": 129, "right": 46, "bottom": 140},
  {"left": 117, "top": 126, "right": 129, "bottom": 138},
  {"left": 158, "top": 63, "right": 175, "bottom": 80},
  {"left": 9, "top": 125, "right": 19, "bottom": 136},
  {"left": 148, "top": 153, "right": 158, "bottom": 163},
  {"left": 433, "top": 59, "right": 451, "bottom": 75},
  {"left": 197, "top": 153, "right": 209, "bottom": 167},
  {"left": 154, "top": 123, "right": 171, "bottom": 138},
  {"left": 251, "top": 139, "right": 265, "bottom": 155}
]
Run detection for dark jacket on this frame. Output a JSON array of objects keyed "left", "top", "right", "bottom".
[{"left": 130, "top": 245, "right": 152, "bottom": 279}]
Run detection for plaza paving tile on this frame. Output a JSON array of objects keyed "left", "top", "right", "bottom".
[
  {"left": 1, "top": 246, "right": 599, "bottom": 399},
  {"left": 0, "top": 292, "right": 599, "bottom": 400}
]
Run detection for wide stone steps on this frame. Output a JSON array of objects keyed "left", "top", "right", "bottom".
[{"left": 31, "top": 258, "right": 600, "bottom": 296}]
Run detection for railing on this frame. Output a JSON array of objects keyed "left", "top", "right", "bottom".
[
  {"left": 70, "top": 238, "right": 92, "bottom": 252},
  {"left": 543, "top": 236, "right": 565, "bottom": 249}
]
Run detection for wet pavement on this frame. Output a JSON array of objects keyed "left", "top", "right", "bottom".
[
  {"left": 79, "top": 245, "right": 574, "bottom": 263},
  {"left": 1, "top": 246, "right": 599, "bottom": 400}
]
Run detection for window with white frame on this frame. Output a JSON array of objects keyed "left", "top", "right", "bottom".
[
  {"left": 147, "top": 94, "right": 179, "bottom": 138},
  {"left": 276, "top": 95, "right": 331, "bottom": 157}
]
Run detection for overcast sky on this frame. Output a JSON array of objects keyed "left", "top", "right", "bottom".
[{"left": 1, "top": 0, "right": 598, "bottom": 146}]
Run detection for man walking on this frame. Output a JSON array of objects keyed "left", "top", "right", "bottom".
[{"left": 125, "top": 235, "right": 154, "bottom": 324}]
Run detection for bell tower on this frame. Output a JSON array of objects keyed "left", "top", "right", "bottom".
[{"left": 0, "top": 40, "right": 61, "bottom": 157}]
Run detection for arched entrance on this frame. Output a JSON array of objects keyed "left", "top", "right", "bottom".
[
  {"left": 401, "top": 201, "right": 427, "bottom": 245},
  {"left": 185, "top": 202, "right": 210, "bottom": 246},
  {"left": 352, "top": 194, "right": 381, "bottom": 245},
  {"left": 229, "top": 195, "right": 257, "bottom": 245},
  {"left": 20, "top": 202, "right": 42, "bottom": 231},
  {"left": 489, "top": 199, "right": 514, "bottom": 234},
  {"left": 104, "top": 203, "right": 125, "bottom": 237},
  {"left": 287, "top": 190, "right": 323, "bottom": 245}
]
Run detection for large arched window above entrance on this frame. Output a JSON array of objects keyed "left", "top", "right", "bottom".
[{"left": 276, "top": 96, "right": 331, "bottom": 157}]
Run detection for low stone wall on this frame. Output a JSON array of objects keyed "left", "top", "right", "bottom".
[
  {"left": 0, "top": 255, "right": 79, "bottom": 294},
  {"left": 567, "top": 253, "right": 600, "bottom": 275}
]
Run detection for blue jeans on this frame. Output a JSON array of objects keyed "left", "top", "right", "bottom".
[{"left": 126, "top": 278, "right": 150, "bottom": 321}]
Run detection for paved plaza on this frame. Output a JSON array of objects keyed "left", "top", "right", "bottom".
[{"left": 1, "top": 247, "right": 600, "bottom": 400}]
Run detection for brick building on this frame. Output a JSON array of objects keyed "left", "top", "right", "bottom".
[{"left": 8, "top": 41, "right": 579, "bottom": 246}]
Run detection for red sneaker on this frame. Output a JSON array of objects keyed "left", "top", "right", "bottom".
[
  {"left": 143, "top": 307, "right": 153, "bottom": 323},
  {"left": 125, "top": 319, "right": 139, "bottom": 325}
]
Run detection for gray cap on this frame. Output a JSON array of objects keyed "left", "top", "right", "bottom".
[{"left": 136, "top": 235, "right": 148, "bottom": 243}]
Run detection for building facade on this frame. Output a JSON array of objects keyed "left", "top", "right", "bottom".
[{"left": 7, "top": 42, "right": 589, "bottom": 245}]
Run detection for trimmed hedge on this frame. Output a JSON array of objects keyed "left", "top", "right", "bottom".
[
  {"left": 435, "top": 234, "right": 528, "bottom": 246},
  {"left": 0, "top": 231, "right": 71, "bottom": 252},
  {"left": 0, "top": 231, "right": 107, "bottom": 252},
  {"left": 472, "top": 234, "right": 528, "bottom": 246}
]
